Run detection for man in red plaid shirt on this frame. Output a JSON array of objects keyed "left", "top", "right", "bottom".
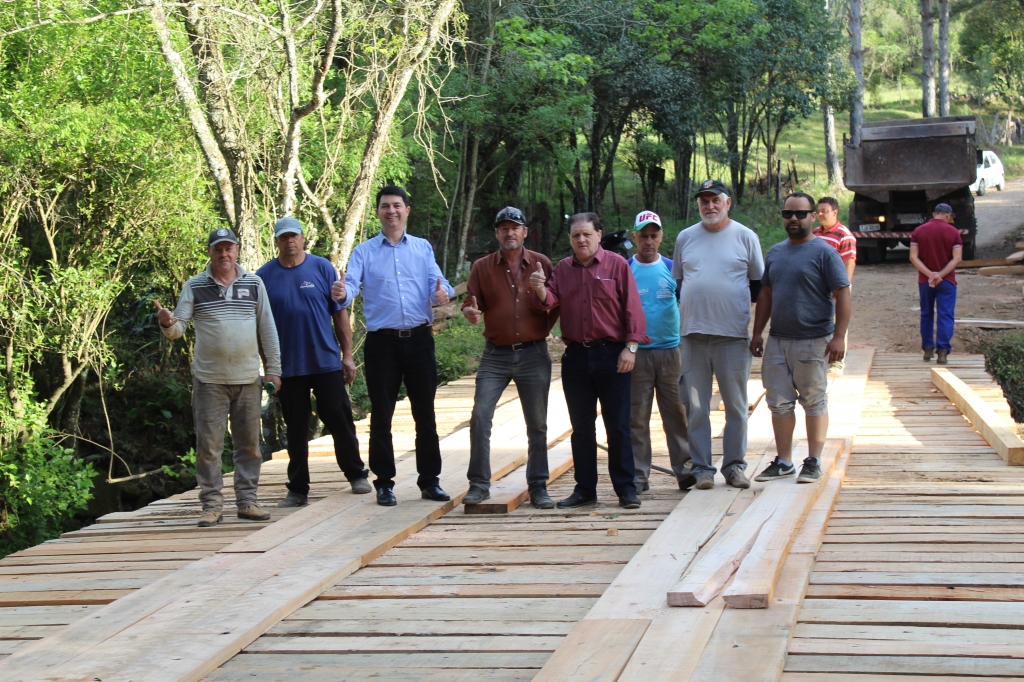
[{"left": 813, "top": 197, "right": 856, "bottom": 374}]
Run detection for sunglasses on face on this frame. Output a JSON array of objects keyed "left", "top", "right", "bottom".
[{"left": 781, "top": 210, "right": 814, "bottom": 219}]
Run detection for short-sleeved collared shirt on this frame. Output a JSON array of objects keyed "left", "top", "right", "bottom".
[
  {"left": 813, "top": 222, "right": 857, "bottom": 261},
  {"left": 343, "top": 231, "right": 455, "bottom": 331},
  {"left": 532, "top": 247, "right": 647, "bottom": 346},
  {"left": 911, "top": 219, "right": 963, "bottom": 285},
  {"left": 463, "top": 249, "right": 558, "bottom": 346}
]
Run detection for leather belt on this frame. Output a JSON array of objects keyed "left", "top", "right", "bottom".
[
  {"left": 370, "top": 323, "right": 432, "bottom": 338},
  {"left": 489, "top": 339, "right": 545, "bottom": 352},
  {"left": 567, "top": 339, "right": 620, "bottom": 348}
]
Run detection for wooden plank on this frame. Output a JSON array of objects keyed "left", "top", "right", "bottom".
[
  {"left": 244, "top": 634, "right": 562, "bottom": 654},
  {"left": 319, "top": 584, "right": 607, "bottom": 599},
  {"left": 784, "top": 654, "right": 1024, "bottom": 676},
  {"left": 978, "top": 264, "right": 1024, "bottom": 276},
  {"left": 804, "top": 584, "right": 1024, "bottom": 600},
  {"left": 290, "top": 597, "right": 597, "bottom": 622},
  {"left": 723, "top": 440, "right": 843, "bottom": 608},
  {"left": 207, "top": 667, "right": 538, "bottom": 682},
  {"left": 931, "top": 367, "right": 1024, "bottom": 465},
  {"left": 464, "top": 441, "right": 575, "bottom": 515},
  {"left": 958, "top": 257, "right": 1016, "bottom": 268},
  {"left": 666, "top": 499, "right": 774, "bottom": 606},
  {"left": 797, "top": 599, "right": 1024, "bottom": 627},
  {"left": 532, "top": 619, "right": 650, "bottom": 682}
]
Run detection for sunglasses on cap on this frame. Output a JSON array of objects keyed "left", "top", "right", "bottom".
[
  {"left": 781, "top": 209, "right": 815, "bottom": 219},
  {"left": 495, "top": 208, "right": 526, "bottom": 225}
]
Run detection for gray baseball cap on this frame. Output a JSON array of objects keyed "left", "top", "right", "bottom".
[
  {"left": 274, "top": 216, "right": 303, "bottom": 237},
  {"left": 934, "top": 203, "right": 953, "bottom": 214},
  {"left": 207, "top": 228, "right": 238, "bottom": 247}
]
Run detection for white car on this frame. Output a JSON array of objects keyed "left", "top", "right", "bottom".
[{"left": 971, "top": 150, "right": 1005, "bottom": 196}]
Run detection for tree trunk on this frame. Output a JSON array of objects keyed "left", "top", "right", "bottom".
[
  {"left": 726, "top": 101, "right": 741, "bottom": 193},
  {"left": 442, "top": 127, "right": 467, "bottom": 275},
  {"left": 332, "top": 0, "right": 459, "bottom": 268},
  {"left": 456, "top": 133, "right": 481, "bottom": 278},
  {"left": 823, "top": 103, "right": 842, "bottom": 184},
  {"left": 848, "top": 0, "right": 865, "bottom": 146},
  {"left": 938, "top": 0, "right": 951, "bottom": 117},
  {"left": 920, "top": 0, "right": 936, "bottom": 118},
  {"left": 674, "top": 143, "right": 692, "bottom": 220}
]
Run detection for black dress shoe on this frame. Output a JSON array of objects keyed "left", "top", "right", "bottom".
[
  {"left": 618, "top": 492, "right": 641, "bottom": 509},
  {"left": 530, "top": 487, "right": 555, "bottom": 509},
  {"left": 556, "top": 491, "right": 597, "bottom": 508},
  {"left": 376, "top": 487, "right": 397, "bottom": 506},
  {"left": 420, "top": 485, "right": 451, "bottom": 502},
  {"left": 678, "top": 473, "right": 697, "bottom": 491}
]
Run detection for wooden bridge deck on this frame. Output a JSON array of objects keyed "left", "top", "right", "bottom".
[{"left": 0, "top": 351, "right": 1021, "bottom": 681}]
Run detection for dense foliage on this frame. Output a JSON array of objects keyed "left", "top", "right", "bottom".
[{"left": 983, "top": 333, "right": 1024, "bottom": 424}]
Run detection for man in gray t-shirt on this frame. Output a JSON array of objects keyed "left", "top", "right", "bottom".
[
  {"left": 750, "top": 192, "right": 851, "bottom": 486},
  {"left": 672, "top": 180, "right": 765, "bottom": 491}
]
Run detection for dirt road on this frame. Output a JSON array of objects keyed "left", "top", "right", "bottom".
[{"left": 848, "top": 178, "right": 1024, "bottom": 354}]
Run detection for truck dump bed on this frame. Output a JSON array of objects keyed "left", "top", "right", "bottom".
[{"left": 844, "top": 115, "right": 977, "bottom": 201}]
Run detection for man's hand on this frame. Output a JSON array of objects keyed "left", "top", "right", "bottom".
[
  {"left": 153, "top": 300, "right": 179, "bottom": 328},
  {"left": 529, "top": 262, "right": 546, "bottom": 294},
  {"left": 928, "top": 272, "right": 942, "bottom": 288},
  {"left": 265, "top": 374, "right": 282, "bottom": 393},
  {"left": 463, "top": 295, "right": 481, "bottom": 325},
  {"left": 749, "top": 333, "right": 765, "bottom": 358},
  {"left": 341, "top": 357, "right": 357, "bottom": 385},
  {"left": 332, "top": 269, "right": 347, "bottom": 301},
  {"left": 825, "top": 336, "right": 846, "bottom": 364},
  {"left": 617, "top": 347, "right": 635, "bottom": 373},
  {"left": 435, "top": 278, "right": 450, "bottom": 306}
]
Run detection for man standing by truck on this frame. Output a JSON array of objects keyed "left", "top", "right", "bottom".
[
  {"left": 909, "top": 203, "right": 962, "bottom": 365},
  {"left": 813, "top": 197, "right": 856, "bottom": 375}
]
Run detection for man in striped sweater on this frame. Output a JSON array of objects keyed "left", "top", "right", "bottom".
[{"left": 156, "top": 228, "right": 282, "bottom": 527}]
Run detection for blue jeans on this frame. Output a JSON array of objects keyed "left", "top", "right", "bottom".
[
  {"left": 561, "top": 342, "right": 636, "bottom": 498},
  {"left": 919, "top": 280, "right": 957, "bottom": 352},
  {"left": 468, "top": 342, "right": 552, "bottom": 490}
]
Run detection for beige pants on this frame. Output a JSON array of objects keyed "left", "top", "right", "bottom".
[{"left": 192, "top": 378, "right": 263, "bottom": 511}]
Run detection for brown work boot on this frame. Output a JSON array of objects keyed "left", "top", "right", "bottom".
[
  {"left": 923, "top": 347, "right": 934, "bottom": 362},
  {"left": 237, "top": 503, "right": 271, "bottom": 521},
  {"left": 936, "top": 349, "right": 949, "bottom": 365},
  {"left": 197, "top": 509, "right": 222, "bottom": 528}
]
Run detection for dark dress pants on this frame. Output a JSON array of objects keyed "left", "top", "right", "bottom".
[
  {"left": 278, "top": 370, "right": 366, "bottom": 497},
  {"left": 561, "top": 342, "right": 636, "bottom": 498},
  {"left": 364, "top": 331, "right": 442, "bottom": 490}
]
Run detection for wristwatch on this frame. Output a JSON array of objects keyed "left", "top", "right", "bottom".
[{"left": 627, "top": 343, "right": 638, "bottom": 353}]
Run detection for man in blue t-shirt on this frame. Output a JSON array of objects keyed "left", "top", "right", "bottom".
[
  {"left": 627, "top": 211, "right": 692, "bottom": 492},
  {"left": 257, "top": 217, "right": 370, "bottom": 507}
]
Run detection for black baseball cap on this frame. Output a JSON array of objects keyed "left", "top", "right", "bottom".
[
  {"left": 207, "top": 228, "right": 239, "bottom": 247},
  {"left": 495, "top": 206, "right": 527, "bottom": 226},
  {"left": 693, "top": 179, "right": 730, "bottom": 199}
]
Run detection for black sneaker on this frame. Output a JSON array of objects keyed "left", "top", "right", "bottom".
[
  {"left": 797, "top": 457, "right": 822, "bottom": 484},
  {"left": 618, "top": 492, "right": 641, "bottom": 509},
  {"left": 754, "top": 457, "right": 796, "bottom": 482}
]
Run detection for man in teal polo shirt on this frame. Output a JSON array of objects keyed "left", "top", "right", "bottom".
[{"left": 628, "top": 210, "right": 692, "bottom": 492}]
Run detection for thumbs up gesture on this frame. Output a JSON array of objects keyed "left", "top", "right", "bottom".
[
  {"left": 153, "top": 300, "right": 179, "bottom": 329},
  {"left": 529, "top": 261, "right": 547, "bottom": 294},
  {"left": 332, "top": 269, "right": 347, "bottom": 302},
  {"left": 463, "top": 295, "right": 481, "bottom": 325},
  {"left": 435, "top": 278, "right": 450, "bottom": 306}
]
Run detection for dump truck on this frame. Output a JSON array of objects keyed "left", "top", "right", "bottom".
[{"left": 844, "top": 115, "right": 978, "bottom": 263}]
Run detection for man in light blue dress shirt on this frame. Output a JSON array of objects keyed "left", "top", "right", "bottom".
[{"left": 340, "top": 185, "right": 456, "bottom": 506}]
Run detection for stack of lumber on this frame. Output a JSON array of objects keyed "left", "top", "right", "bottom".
[{"left": 959, "top": 248, "right": 1024, "bottom": 271}]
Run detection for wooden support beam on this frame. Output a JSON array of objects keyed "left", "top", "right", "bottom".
[
  {"left": 978, "top": 265, "right": 1024, "bottom": 277},
  {"left": 931, "top": 367, "right": 1024, "bottom": 465},
  {"left": 958, "top": 258, "right": 1016, "bottom": 268},
  {"left": 532, "top": 619, "right": 651, "bottom": 682},
  {"left": 722, "top": 439, "right": 844, "bottom": 609}
]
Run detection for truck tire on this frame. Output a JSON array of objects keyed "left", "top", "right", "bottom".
[
  {"left": 962, "top": 238, "right": 976, "bottom": 261},
  {"left": 978, "top": 179, "right": 987, "bottom": 196}
]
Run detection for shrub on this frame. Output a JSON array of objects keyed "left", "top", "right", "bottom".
[
  {"left": 0, "top": 416, "right": 95, "bottom": 557},
  {"left": 983, "top": 332, "right": 1024, "bottom": 423}
]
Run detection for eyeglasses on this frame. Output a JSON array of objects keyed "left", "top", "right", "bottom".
[
  {"left": 781, "top": 210, "right": 814, "bottom": 219},
  {"left": 496, "top": 209, "right": 525, "bottom": 224}
]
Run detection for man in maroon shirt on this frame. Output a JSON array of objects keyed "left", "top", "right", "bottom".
[
  {"left": 531, "top": 213, "right": 648, "bottom": 509},
  {"left": 461, "top": 207, "right": 558, "bottom": 508},
  {"left": 909, "top": 203, "right": 963, "bottom": 365}
]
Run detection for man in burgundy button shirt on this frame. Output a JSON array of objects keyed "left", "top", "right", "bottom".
[
  {"left": 531, "top": 212, "right": 648, "bottom": 509},
  {"left": 461, "top": 206, "right": 558, "bottom": 508}
]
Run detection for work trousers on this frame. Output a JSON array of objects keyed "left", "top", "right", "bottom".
[
  {"left": 278, "top": 370, "right": 366, "bottom": 497},
  {"left": 919, "top": 280, "right": 957, "bottom": 352},
  {"left": 679, "top": 333, "right": 751, "bottom": 477},
  {"left": 192, "top": 378, "right": 262, "bottom": 511},
  {"left": 561, "top": 342, "right": 636, "bottom": 498},
  {"left": 468, "top": 342, "right": 552, "bottom": 491},
  {"left": 630, "top": 346, "right": 691, "bottom": 485},
  {"left": 364, "top": 331, "right": 442, "bottom": 490}
]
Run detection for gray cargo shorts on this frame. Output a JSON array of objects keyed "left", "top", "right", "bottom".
[{"left": 762, "top": 335, "right": 831, "bottom": 418}]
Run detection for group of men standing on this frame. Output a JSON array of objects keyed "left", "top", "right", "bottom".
[{"left": 161, "top": 177, "right": 870, "bottom": 527}]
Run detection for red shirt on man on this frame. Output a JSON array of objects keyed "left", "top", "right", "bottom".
[
  {"left": 911, "top": 219, "right": 963, "bottom": 285},
  {"left": 533, "top": 247, "right": 647, "bottom": 345},
  {"left": 463, "top": 248, "right": 558, "bottom": 346},
  {"left": 813, "top": 222, "right": 857, "bottom": 261}
]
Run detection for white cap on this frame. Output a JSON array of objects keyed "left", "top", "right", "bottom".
[{"left": 634, "top": 210, "right": 662, "bottom": 230}]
